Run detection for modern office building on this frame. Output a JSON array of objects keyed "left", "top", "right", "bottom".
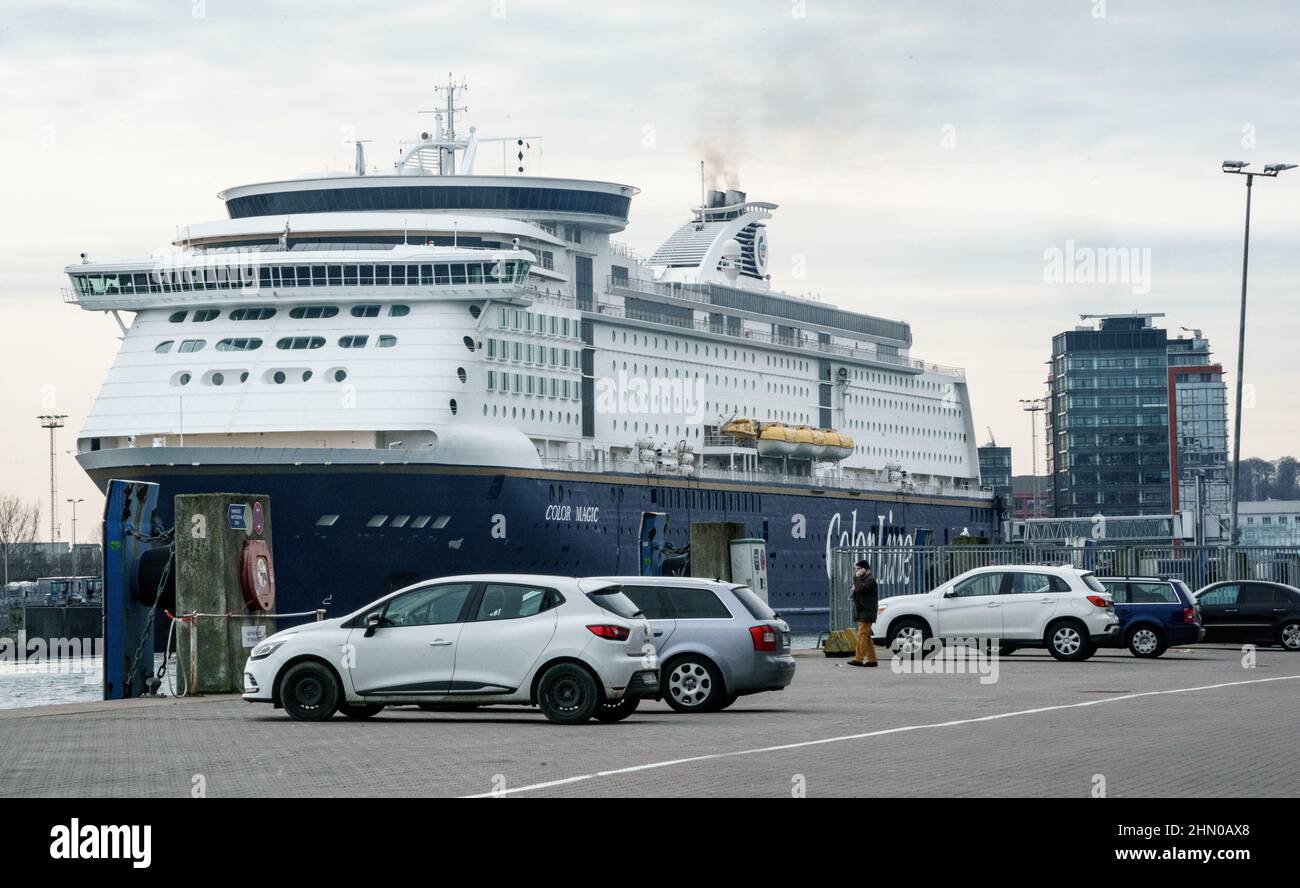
[
  {"left": 1047, "top": 314, "right": 1172, "bottom": 518},
  {"left": 978, "top": 442, "right": 1012, "bottom": 524},
  {"left": 1167, "top": 332, "right": 1230, "bottom": 538},
  {"left": 1046, "top": 313, "right": 1230, "bottom": 525}
]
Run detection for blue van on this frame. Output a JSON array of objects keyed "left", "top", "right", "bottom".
[{"left": 1098, "top": 577, "right": 1205, "bottom": 658}]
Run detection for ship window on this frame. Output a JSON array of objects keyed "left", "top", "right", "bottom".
[
  {"left": 359, "top": 265, "right": 374, "bottom": 286},
  {"left": 169, "top": 311, "right": 187, "bottom": 323},
  {"left": 272, "top": 371, "right": 286, "bottom": 384},
  {"left": 390, "top": 515, "right": 410, "bottom": 528},
  {"left": 457, "top": 367, "right": 467, "bottom": 384},
  {"left": 302, "top": 370, "right": 313, "bottom": 382},
  {"left": 328, "top": 265, "right": 342, "bottom": 286},
  {"left": 377, "top": 335, "right": 398, "bottom": 348},
  {"left": 391, "top": 265, "right": 405, "bottom": 286},
  {"left": 449, "top": 399, "right": 458, "bottom": 415},
  {"left": 216, "top": 337, "right": 262, "bottom": 351},
  {"left": 469, "top": 305, "right": 481, "bottom": 320},
  {"left": 240, "top": 372, "right": 249, "bottom": 383},
  {"left": 276, "top": 336, "right": 326, "bottom": 350},
  {"left": 333, "top": 369, "right": 347, "bottom": 382},
  {"left": 451, "top": 264, "right": 468, "bottom": 285},
  {"left": 178, "top": 339, "right": 206, "bottom": 353},
  {"left": 289, "top": 305, "right": 339, "bottom": 319},
  {"left": 339, "top": 335, "right": 368, "bottom": 349},
  {"left": 436, "top": 264, "right": 452, "bottom": 285},
  {"left": 174, "top": 372, "right": 192, "bottom": 386},
  {"left": 420, "top": 265, "right": 433, "bottom": 285},
  {"left": 230, "top": 307, "right": 276, "bottom": 321},
  {"left": 389, "top": 304, "right": 410, "bottom": 317},
  {"left": 375, "top": 265, "right": 390, "bottom": 285},
  {"left": 193, "top": 309, "right": 220, "bottom": 322},
  {"left": 410, "top": 515, "right": 431, "bottom": 529},
  {"left": 432, "top": 515, "right": 451, "bottom": 529},
  {"left": 366, "top": 515, "right": 388, "bottom": 528},
  {"left": 316, "top": 514, "right": 340, "bottom": 527},
  {"left": 296, "top": 266, "right": 311, "bottom": 287},
  {"left": 352, "top": 304, "right": 381, "bottom": 317},
  {"left": 211, "top": 372, "right": 224, "bottom": 386},
  {"left": 155, "top": 340, "right": 174, "bottom": 353},
  {"left": 344, "top": 265, "right": 359, "bottom": 285},
  {"left": 463, "top": 336, "right": 476, "bottom": 352}
]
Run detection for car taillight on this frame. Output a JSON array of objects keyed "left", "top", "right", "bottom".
[
  {"left": 587, "top": 624, "right": 630, "bottom": 640},
  {"left": 750, "top": 624, "right": 778, "bottom": 652},
  {"left": 1086, "top": 595, "right": 1111, "bottom": 609},
  {"left": 1183, "top": 607, "right": 1197, "bottom": 623}
]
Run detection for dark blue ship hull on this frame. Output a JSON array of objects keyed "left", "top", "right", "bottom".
[{"left": 86, "top": 461, "right": 996, "bottom": 634}]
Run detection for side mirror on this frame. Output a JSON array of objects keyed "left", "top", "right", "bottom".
[{"left": 364, "top": 611, "right": 383, "bottom": 637}]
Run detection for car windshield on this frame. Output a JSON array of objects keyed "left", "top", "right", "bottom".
[
  {"left": 731, "top": 585, "right": 777, "bottom": 620},
  {"left": 1081, "top": 573, "right": 1108, "bottom": 594},
  {"left": 585, "top": 585, "right": 643, "bottom": 619}
]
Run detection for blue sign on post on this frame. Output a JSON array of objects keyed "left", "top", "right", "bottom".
[{"left": 227, "top": 503, "right": 248, "bottom": 531}]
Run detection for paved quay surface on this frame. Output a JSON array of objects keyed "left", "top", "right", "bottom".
[{"left": 2, "top": 645, "right": 1296, "bottom": 798}]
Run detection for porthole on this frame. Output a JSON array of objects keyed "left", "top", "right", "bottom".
[
  {"left": 449, "top": 399, "right": 458, "bottom": 415},
  {"left": 212, "top": 372, "right": 224, "bottom": 386},
  {"left": 273, "top": 371, "right": 286, "bottom": 385},
  {"left": 457, "top": 367, "right": 467, "bottom": 384},
  {"left": 302, "top": 370, "right": 313, "bottom": 382},
  {"left": 463, "top": 335, "right": 476, "bottom": 352},
  {"left": 239, "top": 372, "right": 249, "bottom": 383},
  {"left": 334, "top": 369, "right": 347, "bottom": 383},
  {"left": 177, "top": 372, "right": 191, "bottom": 386},
  {"left": 469, "top": 305, "right": 481, "bottom": 320}
]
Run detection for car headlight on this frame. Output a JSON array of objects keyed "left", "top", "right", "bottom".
[{"left": 250, "top": 638, "right": 290, "bottom": 660}]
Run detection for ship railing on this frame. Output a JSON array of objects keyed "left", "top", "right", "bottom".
[
  {"left": 591, "top": 298, "right": 965, "bottom": 378},
  {"left": 539, "top": 455, "right": 981, "bottom": 498}
]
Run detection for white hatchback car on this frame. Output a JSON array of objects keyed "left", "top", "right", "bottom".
[
  {"left": 875, "top": 564, "right": 1120, "bottom": 661},
  {"left": 242, "top": 574, "right": 659, "bottom": 724}
]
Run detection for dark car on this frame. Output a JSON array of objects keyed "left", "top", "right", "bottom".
[
  {"left": 1195, "top": 581, "right": 1300, "bottom": 651},
  {"left": 1098, "top": 577, "right": 1205, "bottom": 657}
]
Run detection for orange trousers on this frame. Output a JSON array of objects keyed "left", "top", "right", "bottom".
[{"left": 854, "top": 621, "right": 877, "bottom": 664}]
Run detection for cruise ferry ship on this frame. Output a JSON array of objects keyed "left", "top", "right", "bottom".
[{"left": 64, "top": 83, "right": 995, "bottom": 631}]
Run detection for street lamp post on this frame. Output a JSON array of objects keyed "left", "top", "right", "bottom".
[
  {"left": 1221, "top": 160, "right": 1295, "bottom": 545},
  {"left": 66, "top": 497, "right": 84, "bottom": 575},
  {"left": 1019, "top": 398, "right": 1047, "bottom": 519}
]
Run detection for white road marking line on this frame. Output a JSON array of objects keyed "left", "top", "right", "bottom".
[{"left": 462, "top": 673, "right": 1300, "bottom": 798}]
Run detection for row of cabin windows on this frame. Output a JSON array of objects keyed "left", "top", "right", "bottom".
[
  {"left": 485, "top": 371, "right": 579, "bottom": 400},
  {"left": 484, "top": 339, "right": 579, "bottom": 369},
  {"left": 167, "top": 304, "right": 408, "bottom": 323},
  {"left": 154, "top": 335, "right": 396, "bottom": 353},
  {"left": 497, "top": 307, "right": 579, "bottom": 339},
  {"left": 70, "top": 260, "right": 529, "bottom": 297}
]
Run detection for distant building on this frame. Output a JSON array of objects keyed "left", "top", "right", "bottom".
[
  {"left": 1012, "top": 475, "right": 1051, "bottom": 520},
  {"left": 1238, "top": 501, "right": 1300, "bottom": 546},
  {"left": 978, "top": 444, "right": 1012, "bottom": 525},
  {"left": 1045, "top": 313, "right": 1228, "bottom": 525},
  {"left": 1167, "top": 332, "right": 1229, "bottom": 534}
]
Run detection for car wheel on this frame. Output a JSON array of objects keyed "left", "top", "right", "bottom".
[
  {"left": 663, "top": 656, "right": 725, "bottom": 713},
  {"left": 1127, "top": 625, "right": 1167, "bottom": 658},
  {"left": 714, "top": 692, "right": 739, "bottom": 711},
  {"left": 1045, "top": 620, "right": 1095, "bottom": 662},
  {"left": 280, "top": 662, "right": 340, "bottom": 721},
  {"left": 887, "top": 618, "right": 931, "bottom": 657},
  {"left": 1279, "top": 621, "right": 1300, "bottom": 651},
  {"left": 337, "top": 702, "right": 385, "bottom": 719},
  {"left": 536, "top": 662, "right": 600, "bottom": 724},
  {"left": 592, "top": 696, "right": 640, "bottom": 723},
  {"left": 997, "top": 644, "right": 1017, "bottom": 657}
]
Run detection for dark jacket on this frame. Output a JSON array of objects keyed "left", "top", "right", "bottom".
[{"left": 852, "top": 572, "right": 879, "bottom": 623}]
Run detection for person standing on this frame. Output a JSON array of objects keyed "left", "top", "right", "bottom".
[{"left": 848, "top": 559, "right": 879, "bottom": 667}]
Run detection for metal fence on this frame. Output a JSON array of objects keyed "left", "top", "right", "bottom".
[{"left": 827, "top": 544, "right": 1300, "bottom": 633}]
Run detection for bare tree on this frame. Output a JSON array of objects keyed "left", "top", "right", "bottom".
[{"left": 0, "top": 494, "right": 41, "bottom": 587}]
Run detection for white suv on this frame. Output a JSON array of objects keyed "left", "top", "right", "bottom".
[
  {"left": 242, "top": 575, "right": 658, "bottom": 724},
  {"left": 875, "top": 565, "right": 1120, "bottom": 661}
]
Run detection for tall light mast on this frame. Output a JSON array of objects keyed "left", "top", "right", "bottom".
[{"left": 37, "top": 414, "right": 68, "bottom": 542}]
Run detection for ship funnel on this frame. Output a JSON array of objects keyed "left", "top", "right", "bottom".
[
  {"left": 724, "top": 189, "right": 746, "bottom": 206},
  {"left": 707, "top": 190, "right": 726, "bottom": 208}
]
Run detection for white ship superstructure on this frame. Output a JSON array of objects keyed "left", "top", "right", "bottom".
[{"left": 64, "top": 82, "right": 982, "bottom": 499}]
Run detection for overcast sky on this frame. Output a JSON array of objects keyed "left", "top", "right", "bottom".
[{"left": 2, "top": 0, "right": 1299, "bottom": 539}]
